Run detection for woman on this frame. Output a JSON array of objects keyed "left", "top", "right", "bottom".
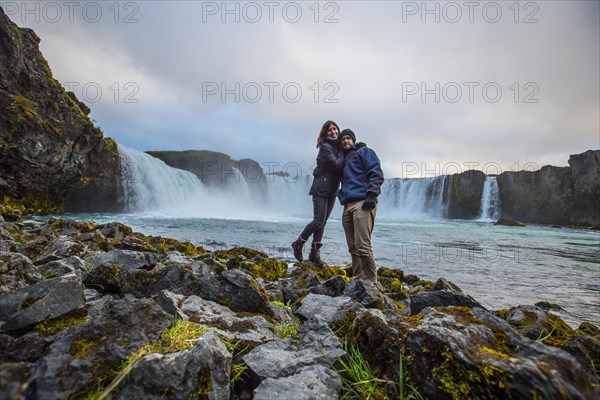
[{"left": 291, "top": 120, "right": 344, "bottom": 267}]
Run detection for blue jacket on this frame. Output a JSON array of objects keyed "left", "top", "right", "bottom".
[
  {"left": 338, "top": 142, "right": 384, "bottom": 205},
  {"left": 309, "top": 137, "right": 344, "bottom": 197}
]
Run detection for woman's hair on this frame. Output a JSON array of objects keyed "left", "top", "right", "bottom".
[{"left": 316, "top": 120, "right": 340, "bottom": 148}]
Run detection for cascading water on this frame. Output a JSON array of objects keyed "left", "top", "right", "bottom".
[
  {"left": 119, "top": 145, "right": 202, "bottom": 213},
  {"left": 118, "top": 146, "right": 477, "bottom": 220},
  {"left": 379, "top": 175, "right": 450, "bottom": 218},
  {"left": 118, "top": 146, "right": 311, "bottom": 219},
  {"left": 478, "top": 176, "right": 501, "bottom": 221}
]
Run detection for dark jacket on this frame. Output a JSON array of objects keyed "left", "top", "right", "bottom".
[
  {"left": 309, "top": 137, "right": 344, "bottom": 197},
  {"left": 338, "top": 142, "right": 384, "bottom": 205}
]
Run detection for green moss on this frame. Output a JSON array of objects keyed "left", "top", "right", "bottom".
[
  {"left": 413, "top": 279, "right": 435, "bottom": 290},
  {"left": 496, "top": 308, "right": 508, "bottom": 320},
  {"left": 34, "top": 313, "right": 88, "bottom": 336},
  {"left": 432, "top": 346, "right": 513, "bottom": 399},
  {"left": 72, "top": 339, "right": 97, "bottom": 359},
  {"left": 241, "top": 258, "right": 287, "bottom": 281},
  {"left": 541, "top": 313, "right": 576, "bottom": 348},
  {"left": 294, "top": 261, "right": 349, "bottom": 283},
  {"left": 389, "top": 278, "right": 404, "bottom": 292},
  {"left": 214, "top": 247, "right": 268, "bottom": 260},
  {"left": 2, "top": 194, "right": 63, "bottom": 214}
]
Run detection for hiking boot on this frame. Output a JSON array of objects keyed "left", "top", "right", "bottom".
[
  {"left": 308, "top": 242, "right": 326, "bottom": 267},
  {"left": 291, "top": 237, "right": 306, "bottom": 261}
]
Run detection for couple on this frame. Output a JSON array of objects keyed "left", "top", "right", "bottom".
[{"left": 291, "top": 120, "right": 384, "bottom": 282}]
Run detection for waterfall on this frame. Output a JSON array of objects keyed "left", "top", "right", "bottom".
[
  {"left": 118, "top": 146, "right": 310, "bottom": 219},
  {"left": 119, "top": 145, "right": 203, "bottom": 213},
  {"left": 379, "top": 176, "right": 450, "bottom": 219},
  {"left": 118, "top": 145, "right": 464, "bottom": 220},
  {"left": 478, "top": 176, "right": 501, "bottom": 221}
]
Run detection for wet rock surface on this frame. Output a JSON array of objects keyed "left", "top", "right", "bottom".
[{"left": 0, "top": 208, "right": 597, "bottom": 399}]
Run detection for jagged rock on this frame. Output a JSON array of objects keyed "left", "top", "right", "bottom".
[
  {"left": 243, "top": 318, "right": 345, "bottom": 380},
  {"left": 349, "top": 304, "right": 600, "bottom": 399},
  {"left": 117, "top": 331, "right": 231, "bottom": 400},
  {"left": 343, "top": 279, "right": 384, "bottom": 309},
  {"left": 502, "top": 305, "right": 600, "bottom": 376},
  {"left": 0, "top": 251, "right": 42, "bottom": 294},
  {"left": 0, "top": 272, "right": 85, "bottom": 332},
  {"left": 96, "top": 222, "right": 133, "bottom": 240},
  {"left": 0, "top": 205, "right": 21, "bottom": 222},
  {"left": 409, "top": 290, "right": 483, "bottom": 315},
  {"left": 35, "top": 256, "right": 87, "bottom": 279},
  {"left": 180, "top": 295, "right": 274, "bottom": 343},
  {"left": 0, "top": 331, "right": 53, "bottom": 363},
  {"left": 155, "top": 290, "right": 188, "bottom": 321},
  {"left": 179, "top": 268, "right": 274, "bottom": 317},
  {"left": 83, "top": 249, "right": 166, "bottom": 296},
  {"left": 402, "top": 307, "right": 599, "bottom": 399},
  {"left": 253, "top": 364, "right": 342, "bottom": 400},
  {"left": 30, "top": 297, "right": 174, "bottom": 400},
  {"left": 295, "top": 293, "right": 356, "bottom": 323},
  {"left": 433, "top": 277, "right": 463, "bottom": 292},
  {"left": 85, "top": 249, "right": 159, "bottom": 270},
  {"left": 35, "top": 237, "right": 88, "bottom": 265},
  {"left": 308, "top": 275, "right": 346, "bottom": 297},
  {"left": 0, "top": 362, "right": 33, "bottom": 400}
]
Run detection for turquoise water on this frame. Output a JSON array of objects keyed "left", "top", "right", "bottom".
[{"left": 35, "top": 214, "right": 600, "bottom": 327}]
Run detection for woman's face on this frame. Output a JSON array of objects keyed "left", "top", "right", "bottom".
[{"left": 326, "top": 124, "right": 339, "bottom": 140}]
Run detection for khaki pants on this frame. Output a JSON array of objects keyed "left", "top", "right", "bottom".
[{"left": 342, "top": 200, "right": 377, "bottom": 282}]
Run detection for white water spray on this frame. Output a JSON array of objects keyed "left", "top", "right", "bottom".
[{"left": 478, "top": 176, "right": 501, "bottom": 221}]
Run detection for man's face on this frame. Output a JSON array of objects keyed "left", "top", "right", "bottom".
[{"left": 340, "top": 135, "right": 354, "bottom": 150}]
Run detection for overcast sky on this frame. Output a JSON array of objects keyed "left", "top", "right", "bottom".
[{"left": 5, "top": 0, "right": 599, "bottom": 178}]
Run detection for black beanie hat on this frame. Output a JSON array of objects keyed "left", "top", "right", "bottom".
[{"left": 339, "top": 129, "right": 356, "bottom": 143}]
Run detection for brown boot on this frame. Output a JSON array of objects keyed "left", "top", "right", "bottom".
[
  {"left": 291, "top": 237, "right": 306, "bottom": 261},
  {"left": 308, "top": 242, "right": 326, "bottom": 267}
]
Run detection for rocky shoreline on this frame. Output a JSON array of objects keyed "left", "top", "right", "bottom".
[{"left": 0, "top": 204, "right": 599, "bottom": 399}]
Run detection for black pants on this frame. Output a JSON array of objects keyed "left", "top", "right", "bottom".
[{"left": 300, "top": 195, "right": 337, "bottom": 243}]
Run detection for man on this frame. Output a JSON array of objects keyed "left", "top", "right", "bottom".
[{"left": 337, "top": 129, "right": 384, "bottom": 282}]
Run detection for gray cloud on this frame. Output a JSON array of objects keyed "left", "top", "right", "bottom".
[{"left": 6, "top": 0, "right": 598, "bottom": 177}]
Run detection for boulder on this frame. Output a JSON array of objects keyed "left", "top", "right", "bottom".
[
  {"left": 0, "top": 272, "right": 85, "bottom": 332},
  {"left": 0, "top": 251, "right": 42, "bottom": 295},
  {"left": 409, "top": 290, "right": 483, "bottom": 315},
  {"left": 29, "top": 297, "right": 174, "bottom": 400},
  {"left": 116, "top": 331, "right": 231, "bottom": 400},
  {"left": 179, "top": 295, "right": 274, "bottom": 343},
  {"left": 343, "top": 279, "right": 384, "bottom": 309},
  {"left": 243, "top": 318, "right": 344, "bottom": 380},
  {"left": 253, "top": 364, "right": 342, "bottom": 400},
  {"left": 35, "top": 256, "right": 87, "bottom": 279},
  {"left": 35, "top": 237, "right": 88, "bottom": 265},
  {"left": 295, "top": 293, "right": 357, "bottom": 323}
]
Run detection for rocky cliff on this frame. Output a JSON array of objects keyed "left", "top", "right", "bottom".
[
  {"left": 497, "top": 150, "right": 600, "bottom": 225},
  {"left": 446, "top": 170, "right": 486, "bottom": 219},
  {"left": 0, "top": 7, "right": 122, "bottom": 213}
]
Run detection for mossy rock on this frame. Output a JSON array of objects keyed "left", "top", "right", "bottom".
[
  {"left": 213, "top": 247, "right": 268, "bottom": 260},
  {"left": 494, "top": 218, "right": 526, "bottom": 227},
  {"left": 293, "top": 261, "right": 349, "bottom": 283},
  {"left": 578, "top": 322, "right": 600, "bottom": 337},
  {"left": 49, "top": 218, "right": 96, "bottom": 235},
  {"left": 377, "top": 266, "right": 404, "bottom": 281},
  {"left": 246, "top": 256, "right": 288, "bottom": 281},
  {"left": 0, "top": 204, "right": 22, "bottom": 222}
]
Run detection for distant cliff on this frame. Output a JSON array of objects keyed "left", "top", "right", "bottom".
[
  {"left": 497, "top": 150, "right": 600, "bottom": 225},
  {"left": 0, "top": 7, "right": 121, "bottom": 213}
]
